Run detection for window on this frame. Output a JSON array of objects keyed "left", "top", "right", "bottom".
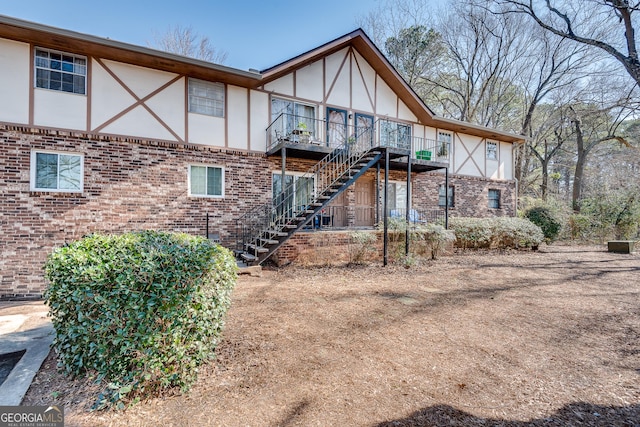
[
  {"left": 35, "top": 48, "right": 86, "bottom": 94},
  {"left": 30, "top": 151, "right": 83, "bottom": 192},
  {"left": 488, "top": 189, "right": 501, "bottom": 209},
  {"left": 381, "top": 120, "right": 411, "bottom": 148},
  {"left": 387, "top": 182, "right": 407, "bottom": 212},
  {"left": 437, "top": 131, "right": 452, "bottom": 157},
  {"left": 487, "top": 141, "right": 498, "bottom": 160},
  {"left": 438, "top": 184, "right": 454, "bottom": 207},
  {"left": 189, "top": 79, "right": 224, "bottom": 117},
  {"left": 271, "top": 98, "right": 316, "bottom": 138},
  {"left": 190, "top": 165, "right": 224, "bottom": 197},
  {"left": 272, "top": 172, "right": 315, "bottom": 216}
]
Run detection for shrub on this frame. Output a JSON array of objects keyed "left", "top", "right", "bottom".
[
  {"left": 377, "top": 219, "right": 455, "bottom": 261},
  {"left": 525, "top": 207, "right": 562, "bottom": 243},
  {"left": 449, "top": 217, "right": 543, "bottom": 250},
  {"left": 44, "top": 231, "right": 237, "bottom": 409},
  {"left": 348, "top": 230, "right": 378, "bottom": 265}
]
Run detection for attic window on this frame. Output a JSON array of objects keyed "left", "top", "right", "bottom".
[
  {"left": 487, "top": 141, "right": 498, "bottom": 160},
  {"left": 34, "top": 48, "right": 86, "bottom": 95}
]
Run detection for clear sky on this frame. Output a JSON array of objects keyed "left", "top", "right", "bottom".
[{"left": 1, "top": 0, "right": 391, "bottom": 71}]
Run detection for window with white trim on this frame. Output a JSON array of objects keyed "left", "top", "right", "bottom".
[
  {"left": 189, "top": 165, "right": 224, "bottom": 197},
  {"left": 486, "top": 141, "right": 498, "bottom": 160},
  {"left": 188, "top": 79, "right": 225, "bottom": 117},
  {"left": 488, "top": 189, "right": 501, "bottom": 209},
  {"left": 438, "top": 184, "right": 454, "bottom": 207},
  {"left": 31, "top": 151, "right": 83, "bottom": 192},
  {"left": 35, "top": 48, "right": 86, "bottom": 94}
]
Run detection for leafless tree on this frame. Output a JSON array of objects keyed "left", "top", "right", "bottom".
[
  {"left": 150, "top": 25, "right": 228, "bottom": 64},
  {"left": 483, "top": 0, "right": 640, "bottom": 87}
]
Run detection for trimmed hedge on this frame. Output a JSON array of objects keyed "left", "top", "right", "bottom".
[
  {"left": 44, "top": 231, "right": 237, "bottom": 409},
  {"left": 449, "top": 217, "right": 544, "bottom": 249}
]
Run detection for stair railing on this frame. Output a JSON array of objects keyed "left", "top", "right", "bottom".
[{"left": 236, "top": 120, "right": 378, "bottom": 256}]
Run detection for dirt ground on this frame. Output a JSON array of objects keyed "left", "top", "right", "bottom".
[{"left": 23, "top": 245, "right": 640, "bottom": 426}]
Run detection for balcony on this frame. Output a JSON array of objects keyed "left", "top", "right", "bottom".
[{"left": 266, "top": 113, "right": 450, "bottom": 171}]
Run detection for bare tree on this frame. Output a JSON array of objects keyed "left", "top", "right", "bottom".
[
  {"left": 485, "top": 0, "right": 640, "bottom": 87},
  {"left": 150, "top": 25, "right": 228, "bottom": 64}
]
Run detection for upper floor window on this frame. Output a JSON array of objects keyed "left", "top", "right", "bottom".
[
  {"left": 189, "top": 165, "right": 224, "bottom": 197},
  {"left": 188, "top": 79, "right": 225, "bottom": 117},
  {"left": 271, "top": 98, "right": 316, "bottom": 138},
  {"left": 30, "top": 151, "right": 83, "bottom": 192},
  {"left": 380, "top": 120, "right": 411, "bottom": 149},
  {"left": 35, "top": 48, "right": 86, "bottom": 95},
  {"left": 488, "top": 189, "right": 501, "bottom": 209},
  {"left": 437, "top": 131, "right": 452, "bottom": 157},
  {"left": 487, "top": 141, "right": 498, "bottom": 160}
]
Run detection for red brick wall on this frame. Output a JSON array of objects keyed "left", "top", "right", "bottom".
[
  {"left": 1, "top": 127, "right": 516, "bottom": 298},
  {"left": 1, "top": 125, "right": 271, "bottom": 298}
]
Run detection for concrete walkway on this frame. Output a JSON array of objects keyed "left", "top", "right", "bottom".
[{"left": 0, "top": 301, "right": 53, "bottom": 405}]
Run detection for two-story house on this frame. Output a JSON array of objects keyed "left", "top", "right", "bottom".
[{"left": 0, "top": 15, "right": 524, "bottom": 298}]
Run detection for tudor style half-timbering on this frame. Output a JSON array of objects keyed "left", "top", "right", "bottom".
[{"left": 0, "top": 15, "right": 524, "bottom": 298}]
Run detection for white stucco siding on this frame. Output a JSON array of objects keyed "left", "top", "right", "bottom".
[
  {"left": 188, "top": 113, "right": 225, "bottom": 146},
  {"left": 91, "top": 59, "right": 137, "bottom": 131},
  {"left": 454, "top": 134, "right": 485, "bottom": 177},
  {"left": 0, "top": 38, "right": 29, "bottom": 124},
  {"left": 145, "top": 78, "right": 185, "bottom": 138},
  {"left": 264, "top": 73, "right": 294, "bottom": 97},
  {"left": 325, "top": 56, "right": 350, "bottom": 107},
  {"left": 398, "top": 101, "right": 417, "bottom": 122},
  {"left": 295, "top": 61, "right": 323, "bottom": 101},
  {"left": 375, "top": 76, "right": 397, "bottom": 118},
  {"left": 91, "top": 59, "right": 184, "bottom": 141},
  {"left": 101, "top": 60, "right": 177, "bottom": 99},
  {"left": 33, "top": 89, "right": 87, "bottom": 130},
  {"left": 250, "top": 90, "right": 269, "bottom": 152},
  {"left": 351, "top": 52, "right": 376, "bottom": 113},
  {"left": 500, "top": 141, "right": 513, "bottom": 180},
  {"left": 101, "top": 105, "right": 177, "bottom": 141},
  {"left": 227, "top": 85, "right": 248, "bottom": 150}
]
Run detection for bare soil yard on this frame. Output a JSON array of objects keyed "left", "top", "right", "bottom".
[{"left": 24, "top": 245, "right": 640, "bottom": 426}]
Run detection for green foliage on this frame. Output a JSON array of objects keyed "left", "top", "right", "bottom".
[
  {"left": 449, "top": 217, "right": 544, "bottom": 250},
  {"left": 44, "top": 231, "right": 237, "bottom": 409},
  {"left": 348, "top": 231, "right": 378, "bottom": 265},
  {"left": 524, "top": 206, "right": 562, "bottom": 243},
  {"left": 580, "top": 192, "right": 640, "bottom": 241}
]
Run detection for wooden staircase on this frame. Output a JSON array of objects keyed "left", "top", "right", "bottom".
[{"left": 235, "top": 135, "right": 383, "bottom": 265}]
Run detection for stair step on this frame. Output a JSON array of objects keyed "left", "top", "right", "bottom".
[
  {"left": 265, "top": 229, "right": 288, "bottom": 237},
  {"left": 240, "top": 253, "right": 258, "bottom": 262},
  {"left": 311, "top": 202, "right": 323, "bottom": 207},
  {"left": 303, "top": 209, "right": 315, "bottom": 214},
  {"left": 245, "top": 244, "right": 269, "bottom": 253},
  {"left": 318, "top": 195, "right": 330, "bottom": 200},
  {"left": 260, "top": 238, "right": 279, "bottom": 245},
  {"left": 284, "top": 224, "right": 297, "bottom": 229}
]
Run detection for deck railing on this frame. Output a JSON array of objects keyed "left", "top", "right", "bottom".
[{"left": 266, "top": 113, "right": 450, "bottom": 163}]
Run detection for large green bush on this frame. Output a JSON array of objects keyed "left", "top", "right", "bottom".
[
  {"left": 44, "top": 231, "right": 237, "bottom": 409},
  {"left": 524, "top": 206, "right": 562, "bottom": 243},
  {"left": 449, "top": 217, "right": 544, "bottom": 249}
]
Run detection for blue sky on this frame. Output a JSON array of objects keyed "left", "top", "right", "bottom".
[{"left": 1, "top": 0, "right": 393, "bottom": 71}]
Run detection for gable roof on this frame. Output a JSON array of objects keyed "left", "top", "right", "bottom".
[
  {"left": 261, "top": 29, "right": 525, "bottom": 144},
  {"left": 0, "top": 15, "right": 524, "bottom": 143}
]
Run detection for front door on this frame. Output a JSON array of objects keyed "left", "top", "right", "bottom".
[
  {"left": 354, "top": 113, "right": 374, "bottom": 149},
  {"left": 354, "top": 176, "right": 375, "bottom": 227},
  {"left": 326, "top": 107, "right": 347, "bottom": 148}
]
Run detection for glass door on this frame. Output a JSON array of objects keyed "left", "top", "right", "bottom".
[{"left": 326, "top": 107, "right": 347, "bottom": 148}]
